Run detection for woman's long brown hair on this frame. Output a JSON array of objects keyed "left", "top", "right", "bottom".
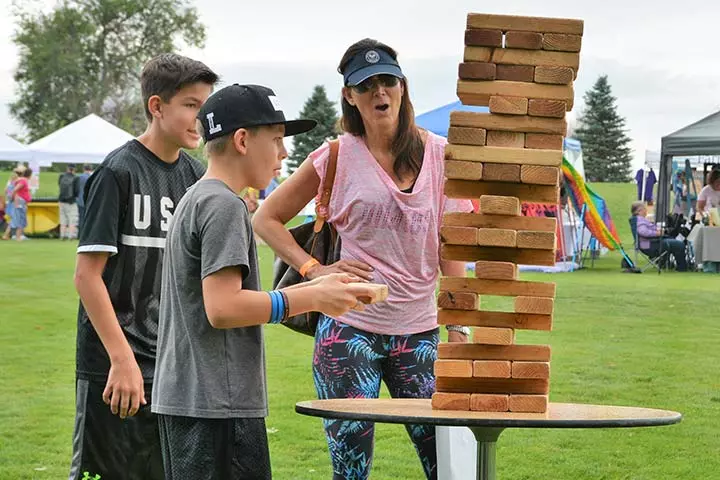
[{"left": 338, "top": 38, "right": 425, "bottom": 182}]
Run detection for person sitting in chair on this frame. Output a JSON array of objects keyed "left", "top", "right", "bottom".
[{"left": 631, "top": 201, "right": 687, "bottom": 272}]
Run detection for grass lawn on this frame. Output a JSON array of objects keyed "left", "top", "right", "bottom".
[{"left": 1, "top": 184, "right": 718, "bottom": 479}]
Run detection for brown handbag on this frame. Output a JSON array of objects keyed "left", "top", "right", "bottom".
[{"left": 272, "top": 139, "right": 341, "bottom": 336}]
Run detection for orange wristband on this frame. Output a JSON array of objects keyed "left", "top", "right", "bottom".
[{"left": 299, "top": 258, "right": 320, "bottom": 278}]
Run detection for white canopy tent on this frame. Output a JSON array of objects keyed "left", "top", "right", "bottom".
[
  {"left": 0, "top": 134, "right": 32, "bottom": 162},
  {"left": 28, "top": 114, "right": 134, "bottom": 167}
]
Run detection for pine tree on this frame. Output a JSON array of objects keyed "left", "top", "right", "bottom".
[
  {"left": 287, "top": 85, "right": 338, "bottom": 173},
  {"left": 574, "top": 75, "right": 633, "bottom": 182}
]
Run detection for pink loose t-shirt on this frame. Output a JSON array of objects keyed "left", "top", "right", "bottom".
[{"left": 311, "top": 132, "right": 472, "bottom": 335}]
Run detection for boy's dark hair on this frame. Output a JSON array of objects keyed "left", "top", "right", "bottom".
[{"left": 141, "top": 53, "right": 219, "bottom": 121}]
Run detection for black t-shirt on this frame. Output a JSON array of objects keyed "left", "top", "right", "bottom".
[{"left": 76, "top": 140, "right": 206, "bottom": 381}]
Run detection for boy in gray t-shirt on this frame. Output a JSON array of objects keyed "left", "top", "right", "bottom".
[{"left": 152, "top": 84, "right": 376, "bottom": 479}]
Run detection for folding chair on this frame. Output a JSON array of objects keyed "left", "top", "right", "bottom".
[{"left": 629, "top": 217, "right": 669, "bottom": 274}]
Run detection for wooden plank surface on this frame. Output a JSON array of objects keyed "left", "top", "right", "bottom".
[
  {"left": 481, "top": 162, "right": 522, "bottom": 182},
  {"left": 485, "top": 47, "right": 581, "bottom": 72},
  {"left": 471, "top": 394, "right": 509, "bottom": 412},
  {"left": 509, "top": 394, "right": 549, "bottom": 413},
  {"left": 542, "top": 33, "right": 582, "bottom": 52},
  {"left": 505, "top": 31, "right": 543, "bottom": 49},
  {"left": 459, "top": 62, "right": 497, "bottom": 81},
  {"left": 439, "top": 277, "right": 556, "bottom": 297},
  {"left": 516, "top": 230, "right": 556, "bottom": 250},
  {"left": 445, "top": 160, "right": 483, "bottom": 181},
  {"left": 458, "top": 80, "right": 574, "bottom": 109},
  {"left": 432, "top": 392, "right": 471, "bottom": 411},
  {"left": 475, "top": 260, "right": 518, "bottom": 280},
  {"left": 463, "top": 46, "right": 494, "bottom": 62},
  {"left": 477, "top": 228, "right": 518, "bottom": 247},
  {"left": 528, "top": 99, "right": 567, "bottom": 118},
  {"left": 434, "top": 360, "right": 474, "bottom": 378},
  {"left": 436, "top": 376, "right": 550, "bottom": 395},
  {"left": 445, "top": 144, "right": 562, "bottom": 166},
  {"left": 489, "top": 95, "right": 529, "bottom": 115},
  {"left": 465, "top": 28, "right": 503, "bottom": 47},
  {"left": 473, "top": 360, "right": 512, "bottom": 377},
  {"left": 437, "top": 309, "right": 553, "bottom": 331},
  {"left": 473, "top": 327, "right": 515, "bottom": 346},
  {"left": 520, "top": 165, "right": 560, "bottom": 185},
  {"left": 441, "top": 226, "right": 478, "bottom": 245},
  {"left": 445, "top": 180, "right": 560, "bottom": 204},
  {"left": 479, "top": 195, "right": 521, "bottom": 216},
  {"left": 443, "top": 212, "right": 556, "bottom": 231},
  {"left": 525, "top": 133, "right": 564, "bottom": 150},
  {"left": 514, "top": 296, "right": 555, "bottom": 315},
  {"left": 511, "top": 362, "right": 550, "bottom": 379},
  {"left": 450, "top": 111, "right": 567, "bottom": 135},
  {"left": 448, "top": 126, "right": 487, "bottom": 146},
  {"left": 438, "top": 342, "right": 552, "bottom": 361},
  {"left": 441, "top": 245, "right": 556, "bottom": 266},
  {"left": 437, "top": 291, "right": 479, "bottom": 311},
  {"left": 496, "top": 64, "right": 535, "bottom": 82},
  {"left": 534, "top": 65, "right": 575, "bottom": 85},
  {"left": 466, "top": 13, "right": 584, "bottom": 35},
  {"left": 486, "top": 131, "right": 526, "bottom": 148}
]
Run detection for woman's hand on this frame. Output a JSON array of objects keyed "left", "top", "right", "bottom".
[
  {"left": 448, "top": 330, "right": 470, "bottom": 343},
  {"left": 306, "top": 260, "right": 374, "bottom": 282}
]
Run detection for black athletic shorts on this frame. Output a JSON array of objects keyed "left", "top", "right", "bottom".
[
  {"left": 157, "top": 414, "right": 271, "bottom": 480},
  {"left": 68, "top": 379, "right": 164, "bottom": 480}
]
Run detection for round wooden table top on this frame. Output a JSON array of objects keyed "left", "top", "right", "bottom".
[{"left": 296, "top": 399, "right": 682, "bottom": 429}]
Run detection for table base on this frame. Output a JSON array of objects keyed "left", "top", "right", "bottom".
[{"left": 469, "top": 427, "right": 504, "bottom": 480}]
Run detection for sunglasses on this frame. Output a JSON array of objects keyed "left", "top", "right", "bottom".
[{"left": 350, "top": 75, "right": 400, "bottom": 94}]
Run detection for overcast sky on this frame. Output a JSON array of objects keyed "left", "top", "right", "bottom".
[{"left": 1, "top": 0, "right": 719, "bottom": 169}]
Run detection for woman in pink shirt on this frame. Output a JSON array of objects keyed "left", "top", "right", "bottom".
[
  {"left": 10, "top": 167, "right": 32, "bottom": 241},
  {"left": 254, "top": 39, "right": 472, "bottom": 479}
]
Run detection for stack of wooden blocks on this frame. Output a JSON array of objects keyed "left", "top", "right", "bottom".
[{"left": 432, "top": 13, "right": 583, "bottom": 414}]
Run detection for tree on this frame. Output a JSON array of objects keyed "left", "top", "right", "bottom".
[
  {"left": 10, "top": 0, "right": 205, "bottom": 141},
  {"left": 287, "top": 85, "right": 339, "bottom": 173},
  {"left": 574, "top": 75, "right": 633, "bottom": 182}
]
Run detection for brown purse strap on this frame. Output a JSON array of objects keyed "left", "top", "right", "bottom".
[{"left": 313, "top": 139, "right": 340, "bottom": 233}]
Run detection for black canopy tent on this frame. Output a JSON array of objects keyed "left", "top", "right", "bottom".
[{"left": 657, "top": 111, "right": 720, "bottom": 219}]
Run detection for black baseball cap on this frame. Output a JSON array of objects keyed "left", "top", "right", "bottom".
[
  {"left": 342, "top": 48, "right": 404, "bottom": 87},
  {"left": 197, "top": 84, "right": 317, "bottom": 142}
]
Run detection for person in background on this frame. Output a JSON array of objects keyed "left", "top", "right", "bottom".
[
  {"left": 264, "top": 171, "right": 281, "bottom": 198},
  {"left": 11, "top": 167, "right": 32, "bottom": 241},
  {"left": 58, "top": 163, "right": 80, "bottom": 240},
  {"left": 1, "top": 168, "right": 20, "bottom": 240},
  {"left": 76, "top": 164, "right": 93, "bottom": 232},
  {"left": 696, "top": 168, "right": 720, "bottom": 215},
  {"left": 631, "top": 201, "right": 687, "bottom": 272}
]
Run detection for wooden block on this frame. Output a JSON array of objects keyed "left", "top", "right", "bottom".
[
  {"left": 516, "top": 231, "right": 556, "bottom": 250},
  {"left": 463, "top": 46, "right": 494, "bottom": 63},
  {"left": 444, "top": 212, "right": 556, "bottom": 232},
  {"left": 542, "top": 33, "right": 582, "bottom": 52},
  {"left": 445, "top": 145, "right": 562, "bottom": 167},
  {"left": 473, "top": 360, "right": 512, "bottom": 377},
  {"left": 465, "top": 29, "right": 503, "bottom": 47},
  {"left": 489, "top": 95, "right": 529, "bottom": 115},
  {"left": 437, "top": 310, "right": 553, "bottom": 331},
  {"left": 481, "top": 163, "right": 521, "bottom": 183},
  {"left": 432, "top": 392, "right": 471, "bottom": 411},
  {"left": 459, "top": 62, "right": 497, "bottom": 81},
  {"left": 495, "top": 64, "right": 535, "bottom": 82},
  {"left": 351, "top": 283, "right": 389, "bottom": 304},
  {"left": 466, "top": 13, "right": 584, "bottom": 35},
  {"left": 450, "top": 111, "right": 567, "bottom": 135},
  {"left": 437, "top": 291, "right": 479, "bottom": 311},
  {"left": 528, "top": 99, "right": 566, "bottom": 118},
  {"left": 471, "top": 394, "right": 509, "bottom": 412},
  {"left": 440, "top": 226, "right": 478, "bottom": 246},
  {"left": 486, "top": 131, "right": 525, "bottom": 149},
  {"left": 514, "top": 296, "right": 555, "bottom": 315},
  {"left": 447, "top": 126, "right": 487, "bottom": 146},
  {"left": 525, "top": 133, "right": 564, "bottom": 151},
  {"left": 505, "top": 31, "right": 543, "bottom": 50},
  {"left": 520, "top": 165, "right": 560, "bottom": 186},
  {"left": 534, "top": 66, "right": 574, "bottom": 85},
  {"left": 445, "top": 160, "right": 483, "bottom": 181},
  {"left": 509, "top": 394, "right": 548, "bottom": 413},
  {"left": 445, "top": 180, "right": 560, "bottom": 204},
  {"left": 475, "top": 261, "right": 518, "bottom": 280},
  {"left": 473, "top": 327, "right": 515, "bottom": 346},
  {"left": 439, "top": 277, "right": 556, "bottom": 298},
  {"left": 480, "top": 195, "right": 520, "bottom": 216},
  {"left": 485, "top": 48, "right": 580, "bottom": 72},
  {"left": 441, "top": 245, "right": 556, "bottom": 266},
  {"left": 436, "top": 377, "right": 549, "bottom": 395},
  {"left": 434, "top": 360, "right": 474, "bottom": 378},
  {"left": 458, "top": 80, "right": 574, "bottom": 109},
  {"left": 438, "top": 343, "right": 551, "bottom": 362},
  {"left": 512, "top": 362, "right": 550, "bottom": 379},
  {"left": 477, "top": 228, "right": 517, "bottom": 247}
]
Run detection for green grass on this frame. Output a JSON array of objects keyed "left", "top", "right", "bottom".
[{"left": 1, "top": 183, "right": 719, "bottom": 479}]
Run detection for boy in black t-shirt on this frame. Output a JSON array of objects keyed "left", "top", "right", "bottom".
[{"left": 69, "top": 53, "right": 218, "bottom": 480}]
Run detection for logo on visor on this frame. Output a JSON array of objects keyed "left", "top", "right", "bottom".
[{"left": 365, "top": 50, "right": 380, "bottom": 64}]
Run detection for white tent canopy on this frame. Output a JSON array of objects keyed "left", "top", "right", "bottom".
[
  {"left": 28, "top": 114, "right": 134, "bottom": 166},
  {"left": 0, "top": 134, "right": 32, "bottom": 162}
]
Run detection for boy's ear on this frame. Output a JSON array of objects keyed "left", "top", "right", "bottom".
[
  {"left": 232, "top": 129, "right": 250, "bottom": 155},
  {"left": 147, "top": 95, "right": 163, "bottom": 119}
]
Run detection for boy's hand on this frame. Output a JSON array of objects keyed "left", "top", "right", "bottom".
[
  {"left": 312, "top": 274, "right": 386, "bottom": 317},
  {"left": 103, "top": 355, "right": 146, "bottom": 419}
]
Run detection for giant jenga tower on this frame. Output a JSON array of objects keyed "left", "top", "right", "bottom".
[{"left": 432, "top": 13, "right": 583, "bottom": 414}]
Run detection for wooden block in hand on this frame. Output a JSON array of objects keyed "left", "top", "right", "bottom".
[
  {"left": 441, "top": 226, "right": 478, "bottom": 246},
  {"left": 448, "top": 126, "right": 487, "bottom": 146},
  {"left": 459, "top": 62, "right": 497, "bottom": 81},
  {"left": 471, "top": 394, "right": 509, "bottom": 412},
  {"left": 445, "top": 145, "right": 562, "bottom": 167},
  {"left": 475, "top": 261, "right": 518, "bottom": 280},
  {"left": 437, "top": 291, "right": 479, "bottom": 311},
  {"left": 534, "top": 66, "right": 574, "bottom": 85},
  {"left": 509, "top": 394, "right": 548, "bottom": 413},
  {"left": 473, "top": 327, "right": 515, "bottom": 346},
  {"left": 486, "top": 131, "right": 525, "bottom": 149},
  {"left": 516, "top": 231, "right": 556, "bottom": 250},
  {"left": 352, "top": 283, "right": 389, "bottom": 304},
  {"left": 465, "top": 29, "right": 503, "bottom": 47},
  {"left": 489, "top": 96, "right": 529, "bottom": 115},
  {"left": 432, "top": 392, "right": 471, "bottom": 411},
  {"left": 473, "top": 360, "right": 512, "bottom": 378},
  {"left": 445, "top": 160, "right": 483, "bottom": 181},
  {"left": 480, "top": 195, "right": 521, "bottom": 216},
  {"left": 458, "top": 80, "right": 574, "bottom": 110},
  {"left": 521, "top": 165, "right": 560, "bottom": 186},
  {"left": 525, "top": 133, "right": 564, "bottom": 151},
  {"left": 514, "top": 296, "right": 555, "bottom": 315},
  {"left": 450, "top": 111, "right": 567, "bottom": 135},
  {"left": 482, "top": 163, "right": 522, "bottom": 183},
  {"left": 466, "top": 13, "right": 584, "bottom": 35},
  {"left": 496, "top": 64, "right": 535, "bottom": 82},
  {"left": 434, "top": 360, "right": 473, "bottom": 378},
  {"left": 542, "top": 33, "right": 582, "bottom": 52},
  {"left": 505, "top": 31, "right": 543, "bottom": 50},
  {"left": 511, "top": 361, "right": 550, "bottom": 379},
  {"left": 528, "top": 99, "right": 567, "bottom": 118},
  {"left": 477, "top": 228, "right": 517, "bottom": 247}
]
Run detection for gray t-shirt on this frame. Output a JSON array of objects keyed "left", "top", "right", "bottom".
[{"left": 152, "top": 179, "right": 267, "bottom": 419}]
